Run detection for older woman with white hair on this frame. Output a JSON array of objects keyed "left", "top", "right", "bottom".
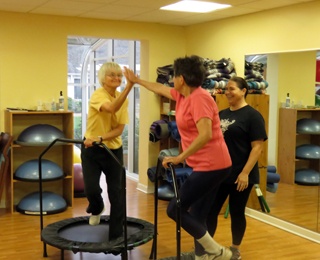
[{"left": 81, "top": 62, "right": 134, "bottom": 243}]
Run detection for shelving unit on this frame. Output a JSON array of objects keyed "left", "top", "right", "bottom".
[
  {"left": 4, "top": 111, "right": 74, "bottom": 213},
  {"left": 159, "top": 96, "right": 179, "bottom": 151},
  {"left": 278, "top": 108, "right": 320, "bottom": 184}
]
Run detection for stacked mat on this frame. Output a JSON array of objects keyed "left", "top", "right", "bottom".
[
  {"left": 156, "top": 64, "right": 174, "bottom": 87},
  {"left": 202, "top": 57, "right": 237, "bottom": 94},
  {"left": 245, "top": 61, "right": 269, "bottom": 94},
  {"left": 149, "top": 120, "right": 180, "bottom": 143}
]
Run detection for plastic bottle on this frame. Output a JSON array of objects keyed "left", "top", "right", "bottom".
[
  {"left": 51, "top": 98, "right": 56, "bottom": 111},
  {"left": 59, "top": 91, "right": 64, "bottom": 111},
  {"left": 285, "top": 93, "right": 291, "bottom": 108}
]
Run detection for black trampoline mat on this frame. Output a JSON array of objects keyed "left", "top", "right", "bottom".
[
  {"left": 59, "top": 221, "right": 143, "bottom": 243},
  {"left": 42, "top": 215, "right": 154, "bottom": 253}
]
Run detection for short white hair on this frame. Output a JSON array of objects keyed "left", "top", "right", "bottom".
[{"left": 98, "top": 62, "right": 122, "bottom": 86}]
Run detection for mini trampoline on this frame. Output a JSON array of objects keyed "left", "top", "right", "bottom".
[
  {"left": 41, "top": 215, "right": 154, "bottom": 255},
  {"left": 39, "top": 138, "right": 154, "bottom": 260}
]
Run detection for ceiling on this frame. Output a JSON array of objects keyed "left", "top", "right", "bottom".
[{"left": 0, "top": 0, "right": 315, "bottom": 26}]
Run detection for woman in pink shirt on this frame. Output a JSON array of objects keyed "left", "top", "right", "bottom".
[{"left": 124, "top": 55, "right": 232, "bottom": 260}]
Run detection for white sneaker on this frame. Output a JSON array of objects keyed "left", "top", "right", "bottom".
[
  {"left": 207, "top": 247, "right": 232, "bottom": 260},
  {"left": 89, "top": 207, "right": 105, "bottom": 225},
  {"left": 195, "top": 253, "right": 208, "bottom": 260},
  {"left": 230, "top": 246, "right": 241, "bottom": 260}
]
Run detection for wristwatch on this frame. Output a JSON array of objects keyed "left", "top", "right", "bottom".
[{"left": 98, "top": 136, "right": 103, "bottom": 144}]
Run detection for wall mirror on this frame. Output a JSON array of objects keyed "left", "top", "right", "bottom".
[{"left": 245, "top": 50, "right": 320, "bottom": 234}]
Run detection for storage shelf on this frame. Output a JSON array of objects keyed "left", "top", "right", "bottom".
[
  {"left": 4, "top": 110, "right": 74, "bottom": 213},
  {"left": 278, "top": 108, "right": 320, "bottom": 184}
]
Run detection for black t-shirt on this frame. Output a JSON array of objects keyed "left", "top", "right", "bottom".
[{"left": 219, "top": 105, "right": 268, "bottom": 184}]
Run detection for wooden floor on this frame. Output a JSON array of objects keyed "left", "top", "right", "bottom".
[
  {"left": 1, "top": 178, "right": 320, "bottom": 260},
  {"left": 266, "top": 182, "right": 320, "bottom": 232}
]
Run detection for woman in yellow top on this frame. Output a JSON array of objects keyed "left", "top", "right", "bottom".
[{"left": 81, "top": 62, "right": 134, "bottom": 243}]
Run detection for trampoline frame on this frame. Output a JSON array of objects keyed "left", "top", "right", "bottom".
[
  {"left": 41, "top": 215, "right": 154, "bottom": 257},
  {"left": 149, "top": 156, "right": 182, "bottom": 260},
  {"left": 38, "top": 138, "right": 153, "bottom": 259}
]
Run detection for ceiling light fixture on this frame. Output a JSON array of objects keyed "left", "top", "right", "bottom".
[{"left": 160, "top": 1, "right": 231, "bottom": 13}]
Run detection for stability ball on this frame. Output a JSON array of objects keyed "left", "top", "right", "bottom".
[
  {"left": 16, "top": 124, "right": 65, "bottom": 145},
  {"left": 157, "top": 182, "right": 174, "bottom": 201},
  {"left": 16, "top": 191, "right": 67, "bottom": 215},
  {"left": 295, "top": 168, "right": 320, "bottom": 186},
  {"left": 74, "top": 163, "right": 85, "bottom": 197},
  {"left": 296, "top": 118, "right": 320, "bottom": 134},
  {"left": 14, "top": 159, "right": 63, "bottom": 181},
  {"left": 295, "top": 144, "right": 320, "bottom": 159}
]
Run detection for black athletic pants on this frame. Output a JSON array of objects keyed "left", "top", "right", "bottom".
[
  {"left": 81, "top": 143, "right": 124, "bottom": 240},
  {"left": 166, "top": 167, "right": 231, "bottom": 240},
  {"left": 193, "top": 181, "right": 253, "bottom": 255}
]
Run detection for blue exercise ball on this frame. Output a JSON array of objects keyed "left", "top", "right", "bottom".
[
  {"left": 158, "top": 182, "right": 174, "bottom": 201},
  {"left": 16, "top": 124, "right": 65, "bottom": 146},
  {"left": 296, "top": 118, "right": 320, "bottom": 134},
  {"left": 14, "top": 159, "right": 64, "bottom": 181},
  {"left": 295, "top": 168, "right": 320, "bottom": 186},
  {"left": 16, "top": 191, "right": 67, "bottom": 215},
  {"left": 296, "top": 144, "right": 320, "bottom": 159}
]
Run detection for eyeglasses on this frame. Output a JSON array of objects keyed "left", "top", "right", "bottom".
[{"left": 106, "top": 73, "right": 123, "bottom": 79}]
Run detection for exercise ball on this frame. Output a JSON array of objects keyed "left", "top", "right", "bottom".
[
  {"left": 295, "top": 144, "right": 320, "bottom": 159},
  {"left": 157, "top": 182, "right": 174, "bottom": 201},
  {"left": 296, "top": 118, "right": 320, "bottom": 134},
  {"left": 74, "top": 145, "right": 81, "bottom": 163},
  {"left": 14, "top": 159, "right": 63, "bottom": 181},
  {"left": 16, "top": 191, "right": 67, "bottom": 215},
  {"left": 295, "top": 168, "right": 320, "bottom": 186},
  {"left": 74, "top": 163, "right": 85, "bottom": 197},
  {"left": 16, "top": 124, "right": 65, "bottom": 146}
]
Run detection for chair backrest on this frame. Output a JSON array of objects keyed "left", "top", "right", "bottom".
[{"left": 0, "top": 132, "right": 13, "bottom": 202}]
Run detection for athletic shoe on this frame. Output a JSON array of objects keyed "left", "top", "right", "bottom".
[
  {"left": 230, "top": 246, "right": 241, "bottom": 260},
  {"left": 195, "top": 253, "right": 208, "bottom": 260},
  {"left": 89, "top": 207, "right": 105, "bottom": 225},
  {"left": 182, "top": 252, "right": 196, "bottom": 258},
  {"left": 207, "top": 246, "right": 232, "bottom": 260}
]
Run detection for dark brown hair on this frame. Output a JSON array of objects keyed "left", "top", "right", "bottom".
[
  {"left": 173, "top": 55, "right": 206, "bottom": 87},
  {"left": 229, "top": 76, "right": 249, "bottom": 98}
]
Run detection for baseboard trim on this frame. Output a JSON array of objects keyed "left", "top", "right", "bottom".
[
  {"left": 127, "top": 173, "right": 155, "bottom": 194},
  {"left": 245, "top": 207, "right": 320, "bottom": 244}
]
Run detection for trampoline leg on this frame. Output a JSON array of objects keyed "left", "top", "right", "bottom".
[
  {"left": 168, "top": 163, "right": 181, "bottom": 260},
  {"left": 60, "top": 249, "right": 64, "bottom": 260},
  {"left": 121, "top": 250, "right": 128, "bottom": 260},
  {"left": 149, "top": 157, "right": 162, "bottom": 260},
  {"left": 43, "top": 242, "right": 48, "bottom": 257}
]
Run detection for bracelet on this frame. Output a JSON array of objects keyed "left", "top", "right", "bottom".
[{"left": 98, "top": 136, "right": 103, "bottom": 144}]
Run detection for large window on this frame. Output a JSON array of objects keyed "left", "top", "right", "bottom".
[{"left": 67, "top": 37, "right": 140, "bottom": 175}]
